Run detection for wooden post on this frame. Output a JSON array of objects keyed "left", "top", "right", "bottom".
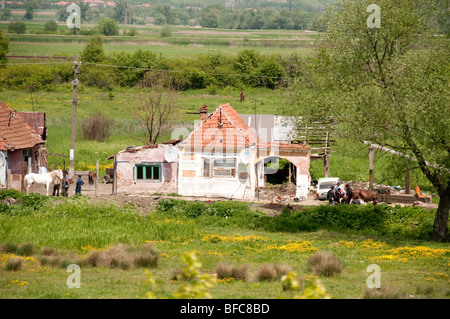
[
  {"left": 323, "top": 131, "right": 329, "bottom": 178},
  {"left": 369, "top": 145, "right": 374, "bottom": 189},
  {"left": 54, "top": 162, "right": 57, "bottom": 170},
  {"left": 323, "top": 155, "right": 329, "bottom": 178},
  {"left": 95, "top": 160, "right": 99, "bottom": 197},
  {"left": 112, "top": 155, "right": 117, "bottom": 195},
  {"left": 405, "top": 169, "right": 411, "bottom": 194}
]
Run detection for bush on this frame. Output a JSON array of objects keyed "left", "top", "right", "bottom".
[
  {"left": 20, "top": 193, "right": 50, "bottom": 210},
  {"left": 0, "top": 242, "right": 18, "bottom": 254},
  {"left": 8, "top": 22, "right": 26, "bottom": 34},
  {"left": 0, "top": 64, "right": 55, "bottom": 90},
  {"left": 160, "top": 24, "right": 172, "bottom": 38},
  {"left": 308, "top": 252, "right": 343, "bottom": 277},
  {"left": 40, "top": 246, "right": 56, "bottom": 256},
  {"left": 80, "top": 113, "right": 112, "bottom": 142},
  {"left": 44, "top": 20, "right": 58, "bottom": 32},
  {"left": 84, "top": 243, "right": 160, "bottom": 269},
  {"left": 5, "top": 258, "right": 23, "bottom": 271},
  {"left": 133, "top": 243, "right": 160, "bottom": 268},
  {"left": 0, "top": 189, "right": 23, "bottom": 200},
  {"left": 16, "top": 243, "right": 34, "bottom": 256},
  {"left": 215, "top": 263, "right": 249, "bottom": 281},
  {"left": 256, "top": 264, "right": 277, "bottom": 282},
  {"left": 97, "top": 18, "right": 119, "bottom": 36}
]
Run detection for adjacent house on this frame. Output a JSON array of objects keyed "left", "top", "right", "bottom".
[
  {"left": 0, "top": 102, "right": 45, "bottom": 190},
  {"left": 107, "top": 140, "right": 181, "bottom": 195}
]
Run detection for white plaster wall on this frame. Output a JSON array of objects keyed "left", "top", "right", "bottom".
[{"left": 178, "top": 151, "right": 255, "bottom": 199}]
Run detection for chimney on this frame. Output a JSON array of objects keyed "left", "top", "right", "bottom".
[{"left": 199, "top": 105, "right": 208, "bottom": 122}]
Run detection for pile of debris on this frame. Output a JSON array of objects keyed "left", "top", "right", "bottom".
[{"left": 258, "top": 182, "right": 297, "bottom": 204}]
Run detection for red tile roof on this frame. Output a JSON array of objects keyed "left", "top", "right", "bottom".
[
  {"left": 180, "top": 103, "right": 310, "bottom": 153},
  {"left": 0, "top": 102, "right": 45, "bottom": 151}
]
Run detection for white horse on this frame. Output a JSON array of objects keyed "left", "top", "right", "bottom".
[{"left": 24, "top": 169, "right": 63, "bottom": 196}]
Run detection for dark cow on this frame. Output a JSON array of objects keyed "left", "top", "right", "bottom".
[
  {"left": 352, "top": 189, "right": 378, "bottom": 205},
  {"left": 88, "top": 171, "right": 97, "bottom": 186}
]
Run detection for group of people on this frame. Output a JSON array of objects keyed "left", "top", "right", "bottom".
[
  {"left": 51, "top": 171, "right": 84, "bottom": 197},
  {"left": 327, "top": 182, "right": 361, "bottom": 205}
]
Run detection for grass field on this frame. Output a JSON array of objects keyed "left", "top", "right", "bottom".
[
  {"left": 0, "top": 196, "right": 448, "bottom": 299},
  {"left": 1, "top": 21, "right": 317, "bottom": 58}
]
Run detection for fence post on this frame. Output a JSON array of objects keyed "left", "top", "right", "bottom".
[{"left": 95, "top": 160, "right": 99, "bottom": 197}]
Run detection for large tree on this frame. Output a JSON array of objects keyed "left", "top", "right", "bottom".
[{"left": 282, "top": 0, "right": 449, "bottom": 241}]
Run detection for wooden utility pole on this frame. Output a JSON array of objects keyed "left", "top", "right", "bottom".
[{"left": 69, "top": 56, "right": 80, "bottom": 181}]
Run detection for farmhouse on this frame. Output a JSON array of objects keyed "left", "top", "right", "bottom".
[
  {"left": 0, "top": 102, "right": 46, "bottom": 190},
  {"left": 109, "top": 103, "right": 311, "bottom": 200}
]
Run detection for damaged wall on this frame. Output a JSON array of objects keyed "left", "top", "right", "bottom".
[{"left": 115, "top": 144, "right": 179, "bottom": 194}]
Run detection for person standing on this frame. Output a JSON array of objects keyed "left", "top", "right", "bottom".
[
  {"left": 327, "top": 186, "right": 335, "bottom": 205},
  {"left": 52, "top": 178, "right": 61, "bottom": 196},
  {"left": 75, "top": 175, "right": 84, "bottom": 195},
  {"left": 344, "top": 183, "right": 353, "bottom": 204},
  {"left": 61, "top": 171, "right": 69, "bottom": 197}
]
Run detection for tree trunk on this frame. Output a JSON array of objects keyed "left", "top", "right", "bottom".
[{"left": 432, "top": 189, "right": 450, "bottom": 242}]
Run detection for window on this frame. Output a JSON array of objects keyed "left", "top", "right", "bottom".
[
  {"left": 202, "top": 158, "right": 236, "bottom": 178},
  {"left": 135, "top": 164, "right": 161, "bottom": 181}
]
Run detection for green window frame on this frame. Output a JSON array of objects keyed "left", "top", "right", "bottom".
[{"left": 134, "top": 164, "right": 161, "bottom": 182}]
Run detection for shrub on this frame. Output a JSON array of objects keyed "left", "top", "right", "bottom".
[
  {"left": 0, "top": 242, "right": 18, "bottom": 254},
  {"left": 20, "top": 193, "right": 49, "bottom": 209},
  {"left": 39, "top": 256, "right": 61, "bottom": 267},
  {"left": 16, "top": 243, "right": 34, "bottom": 256},
  {"left": 0, "top": 189, "right": 23, "bottom": 200},
  {"left": 215, "top": 263, "right": 234, "bottom": 279},
  {"left": 170, "top": 268, "right": 191, "bottom": 281},
  {"left": 8, "top": 22, "right": 26, "bottom": 34},
  {"left": 5, "top": 258, "right": 23, "bottom": 271},
  {"left": 40, "top": 246, "right": 56, "bottom": 256},
  {"left": 255, "top": 263, "right": 291, "bottom": 282},
  {"left": 133, "top": 243, "right": 160, "bottom": 268},
  {"left": 102, "top": 244, "right": 133, "bottom": 270},
  {"left": 80, "top": 113, "right": 112, "bottom": 142},
  {"left": 272, "top": 263, "right": 292, "bottom": 280},
  {"left": 308, "top": 252, "right": 343, "bottom": 277},
  {"left": 44, "top": 20, "right": 58, "bottom": 32},
  {"left": 160, "top": 24, "right": 172, "bottom": 38},
  {"left": 0, "top": 64, "right": 55, "bottom": 90},
  {"left": 84, "top": 243, "right": 161, "bottom": 270},
  {"left": 128, "top": 28, "right": 138, "bottom": 36},
  {"left": 81, "top": 35, "right": 105, "bottom": 63},
  {"left": 97, "top": 18, "right": 119, "bottom": 36},
  {"left": 256, "top": 264, "right": 277, "bottom": 282},
  {"left": 215, "top": 263, "right": 249, "bottom": 281}
]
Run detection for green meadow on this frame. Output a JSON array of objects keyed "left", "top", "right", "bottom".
[{"left": 0, "top": 195, "right": 449, "bottom": 299}]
